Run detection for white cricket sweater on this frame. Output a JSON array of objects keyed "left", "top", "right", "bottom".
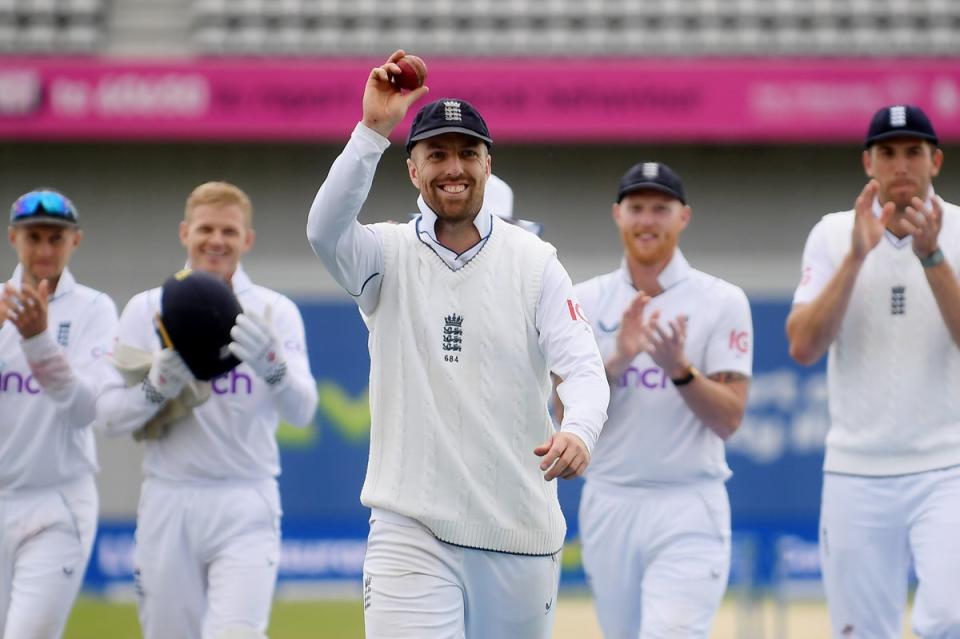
[
  {"left": 814, "top": 206, "right": 960, "bottom": 475},
  {"left": 360, "top": 216, "right": 565, "bottom": 555}
]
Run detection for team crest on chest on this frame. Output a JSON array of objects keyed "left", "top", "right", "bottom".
[
  {"left": 891, "top": 286, "right": 905, "bottom": 315},
  {"left": 442, "top": 313, "right": 463, "bottom": 362},
  {"left": 57, "top": 321, "right": 71, "bottom": 347}
]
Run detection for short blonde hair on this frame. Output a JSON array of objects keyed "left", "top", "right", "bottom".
[{"left": 184, "top": 181, "right": 253, "bottom": 227}]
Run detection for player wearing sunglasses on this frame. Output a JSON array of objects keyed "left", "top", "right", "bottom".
[{"left": 0, "top": 189, "right": 118, "bottom": 637}]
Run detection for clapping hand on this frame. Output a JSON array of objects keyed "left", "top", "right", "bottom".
[
  {"left": 0, "top": 280, "right": 50, "bottom": 339},
  {"left": 643, "top": 314, "right": 691, "bottom": 380},
  {"left": 903, "top": 195, "right": 943, "bottom": 260},
  {"left": 851, "top": 180, "right": 895, "bottom": 261},
  {"left": 608, "top": 291, "right": 690, "bottom": 381}
]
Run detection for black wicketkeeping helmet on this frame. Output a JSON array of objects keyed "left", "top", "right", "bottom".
[{"left": 155, "top": 269, "right": 243, "bottom": 381}]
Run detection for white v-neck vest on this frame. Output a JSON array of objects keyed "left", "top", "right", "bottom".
[
  {"left": 817, "top": 208, "right": 960, "bottom": 475},
  {"left": 360, "top": 216, "right": 564, "bottom": 555}
]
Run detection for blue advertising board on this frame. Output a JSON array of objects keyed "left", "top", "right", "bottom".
[{"left": 86, "top": 298, "right": 828, "bottom": 593}]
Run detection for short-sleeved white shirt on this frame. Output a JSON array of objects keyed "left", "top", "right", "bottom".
[
  {"left": 575, "top": 251, "right": 753, "bottom": 486},
  {"left": 793, "top": 193, "right": 936, "bottom": 305},
  {"left": 790, "top": 195, "right": 960, "bottom": 475}
]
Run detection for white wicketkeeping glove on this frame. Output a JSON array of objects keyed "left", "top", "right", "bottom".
[
  {"left": 228, "top": 309, "right": 287, "bottom": 387},
  {"left": 144, "top": 348, "right": 192, "bottom": 403}
]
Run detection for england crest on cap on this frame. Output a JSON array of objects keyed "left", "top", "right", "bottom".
[
  {"left": 889, "top": 105, "right": 907, "bottom": 127},
  {"left": 865, "top": 104, "right": 939, "bottom": 147},
  {"left": 443, "top": 101, "right": 462, "bottom": 122},
  {"left": 617, "top": 161, "right": 687, "bottom": 204},
  {"left": 405, "top": 97, "right": 493, "bottom": 153}
]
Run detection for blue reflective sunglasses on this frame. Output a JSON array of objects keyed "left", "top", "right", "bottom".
[{"left": 10, "top": 190, "right": 78, "bottom": 224}]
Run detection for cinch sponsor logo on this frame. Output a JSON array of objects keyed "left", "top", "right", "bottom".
[
  {"left": 616, "top": 366, "right": 670, "bottom": 389},
  {"left": 211, "top": 369, "right": 253, "bottom": 395},
  {"left": 0, "top": 370, "right": 41, "bottom": 394}
]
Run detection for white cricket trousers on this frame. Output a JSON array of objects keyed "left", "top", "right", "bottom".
[
  {"left": 0, "top": 474, "right": 97, "bottom": 639},
  {"left": 579, "top": 479, "right": 731, "bottom": 639},
  {"left": 134, "top": 478, "right": 282, "bottom": 639},
  {"left": 821, "top": 466, "right": 960, "bottom": 639},
  {"left": 362, "top": 508, "right": 561, "bottom": 639}
]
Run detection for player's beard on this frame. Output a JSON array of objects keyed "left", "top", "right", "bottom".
[
  {"left": 882, "top": 178, "right": 927, "bottom": 213},
  {"left": 424, "top": 182, "right": 484, "bottom": 225},
  {"left": 622, "top": 227, "right": 678, "bottom": 266}
]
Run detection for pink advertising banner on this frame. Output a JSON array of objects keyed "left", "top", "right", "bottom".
[{"left": 1, "top": 57, "right": 959, "bottom": 143}]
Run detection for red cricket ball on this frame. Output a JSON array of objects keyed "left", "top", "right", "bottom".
[{"left": 394, "top": 55, "right": 428, "bottom": 91}]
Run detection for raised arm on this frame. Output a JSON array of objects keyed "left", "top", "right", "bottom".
[
  {"left": 306, "top": 49, "right": 429, "bottom": 315},
  {"left": 787, "top": 180, "right": 894, "bottom": 365}
]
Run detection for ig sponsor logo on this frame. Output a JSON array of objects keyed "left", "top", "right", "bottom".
[
  {"left": 729, "top": 330, "right": 750, "bottom": 353},
  {"left": 566, "top": 299, "right": 588, "bottom": 322}
]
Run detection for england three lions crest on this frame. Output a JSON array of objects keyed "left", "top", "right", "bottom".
[{"left": 443, "top": 313, "right": 463, "bottom": 362}]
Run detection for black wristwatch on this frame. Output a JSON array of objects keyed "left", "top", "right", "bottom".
[{"left": 670, "top": 365, "right": 698, "bottom": 387}]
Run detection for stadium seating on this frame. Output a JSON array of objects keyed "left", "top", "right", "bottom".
[
  {"left": 1, "top": 0, "right": 958, "bottom": 56},
  {"left": 0, "top": 0, "right": 106, "bottom": 53},
  {"left": 187, "top": 0, "right": 960, "bottom": 57}
]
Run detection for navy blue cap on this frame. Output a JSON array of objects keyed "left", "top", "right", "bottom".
[
  {"left": 406, "top": 98, "right": 493, "bottom": 153},
  {"left": 10, "top": 189, "right": 79, "bottom": 227},
  {"left": 617, "top": 162, "right": 686, "bottom": 204},
  {"left": 865, "top": 105, "right": 939, "bottom": 148},
  {"left": 157, "top": 269, "right": 242, "bottom": 381}
]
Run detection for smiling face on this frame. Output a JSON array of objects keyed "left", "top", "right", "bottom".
[
  {"left": 179, "top": 203, "right": 254, "bottom": 283},
  {"left": 8, "top": 223, "right": 82, "bottom": 288},
  {"left": 613, "top": 190, "right": 690, "bottom": 267},
  {"left": 406, "top": 133, "right": 491, "bottom": 224}
]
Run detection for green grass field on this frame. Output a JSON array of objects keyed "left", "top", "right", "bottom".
[
  {"left": 64, "top": 594, "right": 918, "bottom": 638},
  {"left": 64, "top": 597, "right": 365, "bottom": 639}
]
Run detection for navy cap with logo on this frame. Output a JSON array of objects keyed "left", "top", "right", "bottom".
[
  {"left": 10, "top": 189, "right": 79, "bottom": 227},
  {"left": 405, "top": 98, "right": 493, "bottom": 153},
  {"left": 617, "top": 162, "right": 687, "bottom": 204},
  {"left": 865, "top": 105, "right": 939, "bottom": 148},
  {"left": 156, "top": 269, "right": 243, "bottom": 381}
]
